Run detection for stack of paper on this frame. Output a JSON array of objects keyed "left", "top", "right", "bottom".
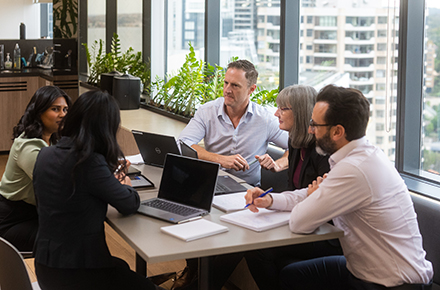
[
  {"left": 220, "top": 208, "right": 291, "bottom": 232},
  {"left": 212, "top": 192, "right": 247, "bottom": 213},
  {"left": 161, "top": 219, "right": 229, "bottom": 242}
]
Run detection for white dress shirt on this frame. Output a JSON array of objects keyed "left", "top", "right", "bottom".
[
  {"left": 270, "top": 137, "right": 433, "bottom": 287},
  {"left": 178, "top": 97, "right": 288, "bottom": 185}
]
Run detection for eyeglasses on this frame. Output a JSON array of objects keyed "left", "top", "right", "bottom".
[
  {"left": 309, "top": 119, "right": 331, "bottom": 132},
  {"left": 276, "top": 107, "right": 292, "bottom": 114}
]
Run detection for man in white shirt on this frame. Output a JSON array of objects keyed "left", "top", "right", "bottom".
[
  {"left": 178, "top": 59, "right": 288, "bottom": 186},
  {"left": 245, "top": 85, "right": 433, "bottom": 289}
]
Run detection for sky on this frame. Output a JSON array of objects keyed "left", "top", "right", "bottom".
[{"left": 426, "top": 0, "right": 440, "bottom": 9}]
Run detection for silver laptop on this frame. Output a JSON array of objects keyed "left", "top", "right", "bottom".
[
  {"left": 132, "top": 130, "right": 180, "bottom": 167},
  {"left": 137, "top": 153, "right": 219, "bottom": 223}
]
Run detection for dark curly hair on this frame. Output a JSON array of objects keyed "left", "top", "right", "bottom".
[{"left": 13, "top": 86, "right": 72, "bottom": 144}]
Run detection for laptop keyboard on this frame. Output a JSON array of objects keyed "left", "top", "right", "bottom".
[
  {"left": 215, "top": 183, "right": 230, "bottom": 193},
  {"left": 142, "top": 199, "right": 200, "bottom": 216}
]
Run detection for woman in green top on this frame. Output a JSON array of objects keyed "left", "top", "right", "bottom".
[{"left": 0, "top": 86, "right": 71, "bottom": 251}]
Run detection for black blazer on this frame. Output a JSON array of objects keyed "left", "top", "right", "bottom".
[
  {"left": 287, "top": 141, "right": 330, "bottom": 190},
  {"left": 33, "top": 137, "right": 140, "bottom": 269}
]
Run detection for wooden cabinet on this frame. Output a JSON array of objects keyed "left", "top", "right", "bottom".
[{"left": 0, "top": 76, "right": 41, "bottom": 151}]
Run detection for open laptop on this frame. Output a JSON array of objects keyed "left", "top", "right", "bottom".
[
  {"left": 132, "top": 130, "right": 180, "bottom": 167},
  {"left": 137, "top": 153, "right": 219, "bottom": 223},
  {"left": 180, "top": 140, "right": 198, "bottom": 159},
  {"left": 179, "top": 140, "right": 248, "bottom": 195}
]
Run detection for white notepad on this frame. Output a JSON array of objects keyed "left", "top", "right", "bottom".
[
  {"left": 220, "top": 208, "right": 291, "bottom": 232},
  {"left": 212, "top": 192, "right": 247, "bottom": 213},
  {"left": 160, "top": 219, "right": 229, "bottom": 242}
]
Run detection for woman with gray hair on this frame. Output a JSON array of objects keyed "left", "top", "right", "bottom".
[{"left": 245, "top": 85, "right": 342, "bottom": 290}]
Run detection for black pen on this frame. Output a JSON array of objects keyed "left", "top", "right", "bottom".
[{"left": 244, "top": 187, "right": 273, "bottom": 208}]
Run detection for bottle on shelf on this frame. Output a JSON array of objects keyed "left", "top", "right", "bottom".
[
  {"left": 5, "top": 53, "right": 12, "bottom": 69},
  {"left": 13, "top": 43, "right": 21, "bottom": 70}
]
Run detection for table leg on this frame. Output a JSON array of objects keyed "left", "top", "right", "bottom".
[
  {"left": 198, "top": 256, "right": 214, "bottom": 289},
  {"left": 136, "top": 252, "right": 147, "bottom": 276}
]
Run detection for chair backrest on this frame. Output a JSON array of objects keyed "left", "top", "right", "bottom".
[
  {"left": 0, "top": 237, "right": 34, "bottom": 290},
  {"left": 410, "top": 193, "right": 440, "bottom": 289},
  {"left": 260, "top": 144, "right": 289, "bottom": 192}
]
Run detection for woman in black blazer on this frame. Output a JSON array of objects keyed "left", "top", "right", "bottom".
[
  {"left": 33, "top": 91, "right": 160, "bottom": 290},
  {"left": 245, "top": 85, "right": 342, "bottom": 290}
]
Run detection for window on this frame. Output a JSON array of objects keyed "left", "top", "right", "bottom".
[
  {"left": 220, "top": 0, "right": 280, "bottom": 89},
  {"left": 307, "top": 16, "right": 313, "bottom": 23},
  {"left": 88, "top": 0, "right": 106, "bottom": 54},
  {"left": 167, "top": 0, "right": 205, "bottom": 74},
  {"left": 420, "top": 0, "right": 440, "bottom": 179},
  {"left": 300, "top": 0, "right": 398, "bottom": 162},
  {"left": 306, "top": 29, "right": 313, "bottom": 37},
  {"left": 117, "top": 0, "right": 142, "bottom": 53}
]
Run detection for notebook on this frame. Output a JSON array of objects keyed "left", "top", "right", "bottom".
[
  {"left": 137, "top": 153, "right": 219, "bottom": 224},
  {"left": 220, "top": 208, "right": 291, "bottom": 232},
  {"left": 160, "top": 219, "right": 229, "bottom": 242},
  {"left": 132, "top": 130, "right": 180, "bottom": 167},
  {"left": 212, "top": 192, "right": 247, "bottom": 213}
]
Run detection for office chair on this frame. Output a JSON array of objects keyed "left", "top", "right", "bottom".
[{"left": 0, "top": 237, "right": 41, "bottom": 290}]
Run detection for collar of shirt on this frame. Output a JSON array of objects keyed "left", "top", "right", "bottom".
[
  {"left": 329, "top": 136, "right": 367, "bottom": 169},
  {"left": 217, "top": 97, "right": 254, "bottom": 126}
]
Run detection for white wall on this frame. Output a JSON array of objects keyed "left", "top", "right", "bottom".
[{"left": 0, "top": 0, "right": 41, "bottom": 39}]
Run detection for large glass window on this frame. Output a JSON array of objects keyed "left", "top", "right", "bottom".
[
  {"left": 220, "top": 0, "right": 280, "bottom": 90},
  {"left": 421, "top": 0, "right": 440, "bottom": 177},
  {"left": 117, "top": 0, "right": 142, "bottom": 53},
  {"left": 88, "top": 0, "right": 106, "bottom": 51},
  {"left": 167, "top": 0, "right": 205, "bottom": 74},
  {"left": 300, "top": 0, "right": 399, "bottom": 162}
]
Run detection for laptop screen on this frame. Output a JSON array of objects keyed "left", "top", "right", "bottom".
[
  {"left": 132, "top": 130, "right": 180, "bottom": 167},
  {"left": 159, "top": 154, "right": 219, "bottom": 211}
]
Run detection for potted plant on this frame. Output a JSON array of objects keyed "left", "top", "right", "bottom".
[{"left": 82, "top": 33, "right": 150, "bottom": 92}]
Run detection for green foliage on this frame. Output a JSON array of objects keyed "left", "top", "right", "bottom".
[
  {"left": 53, "top": 0, "right": 78, "bottom": 39},
  {"left": 151, "top": 45, "right": 277, "bottom": 118},
  {"left": 82, "top": 33, "right": 150, "bottom": 92}
]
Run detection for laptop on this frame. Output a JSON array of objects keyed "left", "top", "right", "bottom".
[
  {"left": 137, "top": 153, "right": 219, "bottom": 223},
  {"left": 180, "top": 141, "right": 198, "bottom": 159},
  {"left": 179, "top": 141, "right": 248, "bottom": 195},
  {"left": 132, "top": 130, "right": 180, "bottom": 167}
]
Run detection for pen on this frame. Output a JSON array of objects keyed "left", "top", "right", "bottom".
[
  {"left": 248, "top": 159, "right": 258, "bottom": 166},
  {"left": 178, "top": 216, "right": 202, "bottom": 224},
  {"left": 244, "top": 187, "right": 273, "bottom": 208}
]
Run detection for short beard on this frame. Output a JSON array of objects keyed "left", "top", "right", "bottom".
[{"left": 316, "top": 130, "right": 337, "bottom": 156}]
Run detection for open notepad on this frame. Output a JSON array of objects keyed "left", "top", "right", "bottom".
[
  {"left": 212, "top": 192, "right": 247, "bottom": 213},
  {"left": 160, "top": 219, "right": 229, "bottom": 242},
  {"left": 220, "top": 208, "right": 291, "bottom": 232}
]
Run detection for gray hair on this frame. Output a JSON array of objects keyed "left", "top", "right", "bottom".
[{"left": 276, "top": 85, "right": 317, "bottom": 148}]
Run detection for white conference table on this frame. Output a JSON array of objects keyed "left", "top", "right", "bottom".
[{"left": 106, "top": 163, "right": 344, "bottom": 289}]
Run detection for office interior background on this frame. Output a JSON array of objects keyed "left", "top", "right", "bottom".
[{"left": 1, "top": 0, "right": 440, "bottom": 200}]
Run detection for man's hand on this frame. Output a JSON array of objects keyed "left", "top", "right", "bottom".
[
  {"left": 245, "top": 187, "right": 273, "bottom": 213},
  {"left": 307, "top": 173, "right": 328, "bottom": 196},
  {"left": 220, "top": 154, "right": 249, "bottom": 172}
]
